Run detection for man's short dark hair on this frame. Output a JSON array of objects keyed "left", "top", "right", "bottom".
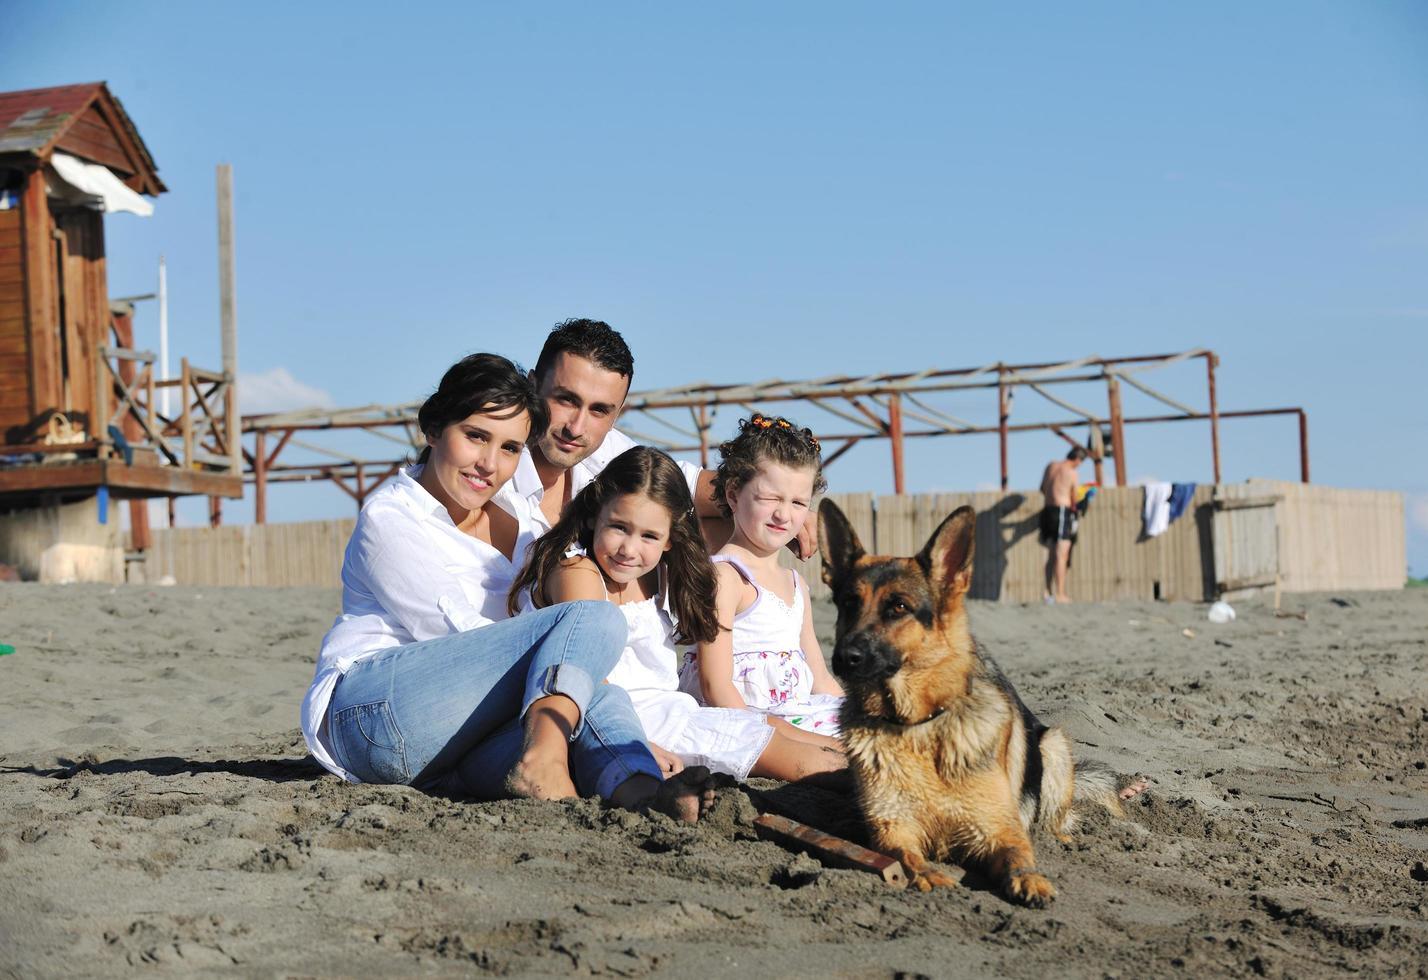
[
  {"left": 1068, "top": 446, "right": 1089, "bottom": 461},
  {"left": 533, "top": 318, "right": 634, "bottom": 384}
]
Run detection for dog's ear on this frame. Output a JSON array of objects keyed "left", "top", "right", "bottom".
[
  {"left": 818, "top": 499, "right": 865, "bottom": 588},
  {"left": 918, "top": 505, "right": 976, "bottom": 604}
]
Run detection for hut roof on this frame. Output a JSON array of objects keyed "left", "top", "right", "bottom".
[{"left": 0, "top": 82, "right": 165, "bottom": 195}]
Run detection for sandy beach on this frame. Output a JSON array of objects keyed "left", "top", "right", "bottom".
[{"left": 1, "top": 583, "right": 1424, "bottom": 978}]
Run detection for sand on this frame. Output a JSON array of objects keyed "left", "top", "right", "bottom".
[{"left": 1, "top": 583, "right": 1425, "bottom": 978}]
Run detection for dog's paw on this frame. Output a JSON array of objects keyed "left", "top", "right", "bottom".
[
  {"left": 911, "top": 869, "right": 960, "bottom": 892},
  {"left": 1006, "top": 870, "right": 1056, "bottom": 908}
]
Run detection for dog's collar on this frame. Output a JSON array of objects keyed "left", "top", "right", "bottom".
[{"left": 872, "top": 706, "right": 948, "bottom": 729}]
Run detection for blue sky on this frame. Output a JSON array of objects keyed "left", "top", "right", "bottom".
[{"left": 4, "top": 2, "right": 1427, "bottom": 574}]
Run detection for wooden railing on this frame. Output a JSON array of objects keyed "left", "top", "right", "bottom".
[{"left": 91, "top": 343, "right": 239, "bottom": 474}]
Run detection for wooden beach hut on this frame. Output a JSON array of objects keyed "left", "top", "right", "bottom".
[{"left": 0, "top": 82, "right": 241, "bottom": 580}]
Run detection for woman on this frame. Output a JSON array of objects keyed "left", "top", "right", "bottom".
[{"left": 300, "top": 352, "right": 714, "bottom": 821}]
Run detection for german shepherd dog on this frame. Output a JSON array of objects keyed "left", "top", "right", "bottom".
[{"left": 819, "top": 500, "right": 1130, "bottom": 905}]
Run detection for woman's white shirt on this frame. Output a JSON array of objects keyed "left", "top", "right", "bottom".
[{"left": 300, "top": 465, "right": 538, "bottom": 780}]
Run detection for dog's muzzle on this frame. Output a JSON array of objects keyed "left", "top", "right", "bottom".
[{"left": 831, "top": 632, "right": 901, "bottom": 683}]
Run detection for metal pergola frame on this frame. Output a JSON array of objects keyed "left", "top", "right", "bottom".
[{"left": 236, "top": 349, "right": 1310, "bottom": 522}]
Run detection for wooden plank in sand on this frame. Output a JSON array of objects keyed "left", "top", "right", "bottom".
[{"left": 753, "top": 813, "right": 909, "bottom": 888}]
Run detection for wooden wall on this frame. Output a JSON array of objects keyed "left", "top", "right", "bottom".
[
  {"left": 132, "top": 484, "right": 1405, "bottom": 598},
  {"left": 1235, "top": 479, "right": 1406, "bottom": 593},
  {"left": 0, "top": 171, "right": 110, "bottom": 443},
  {"left": 787, "top": 485, "right": 1215, "bottom": 603},
  {"left": 139, "top": 518, "right": 358, "bottom": 588},
  {"left": 54, "top": 207, "right": 106, "bottom": 429},
  {"left": 55, "top": 104, "right": 136, "bottom": 182},
  {"left": 0, "top": 206, "right": 26, "bottom": 431}
]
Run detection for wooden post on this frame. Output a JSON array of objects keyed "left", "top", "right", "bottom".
[
  {"left": 167, "top": 498, "right": 176, "bottom": 529},
  {"left": 112, "top": 308, "right": 151, "bottom": 551},
  {"left": 888, "top": 393, "right": 905, "bottom": 495},
  {"left": 1298, "top": 410, "right": 1310, "bottom": 483},
  {"left": 355, "top": 463, "right": 366, "bottom": 513},
  {"left": 93, "top": 343, "right": 110, "bottom": 461},
  {"left": 752, "top": 814, "right": 911, "bottom": 888},
  {"left": 698, "top": 404, "right": 709, "bottom": 469},
  {"left": 209, "top": 495, "right": 222, "bottom": 528},
  {"left": 19, "top": 171, "right": 60, "bottom": 415},
  {"left": 254, "top": 429, "right": 267, "bottom": 524},
  {"left": 1206, "top": 352, "right": 1222, "bottom": 484},
  {"left": 181, "top": 357, "right": 193, "bottom": 468},
  {"left": 1107, "top": 377, "right": 1127, "bottom": 487},
  {"left": 997, "top": 368, "right": 1009, "bottom": 491},
  {"left": 216, "top": 165, "right": 241, "bottom": 475},
  {"left": 1091, "top": 424, "right": 1106, "bottom": 487},
  {"left": 146, "top": 354, "right": 156, "bottom": 446}
]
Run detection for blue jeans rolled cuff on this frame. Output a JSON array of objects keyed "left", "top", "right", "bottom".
[{"left": 524, "top": 663, "right": 597, "bottom": 738}]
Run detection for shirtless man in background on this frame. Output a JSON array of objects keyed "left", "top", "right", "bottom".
[{"left": 1039, "top": 446, "right": 1088, "bottom": 603}]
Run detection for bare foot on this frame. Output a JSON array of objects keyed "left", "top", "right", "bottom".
[
  {"left": 1118, "top": 773, "right": 1151, "bottom": 801},
  {"left": 505, "top": 753, "right": 577, "bottom": 801},
  {"left": 647, "top": 766, "right": 718, "bottom": 824}
]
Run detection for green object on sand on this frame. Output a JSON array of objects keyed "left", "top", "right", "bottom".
[{"left": 0, "top": 644, "right": 14, "bottom": 656}]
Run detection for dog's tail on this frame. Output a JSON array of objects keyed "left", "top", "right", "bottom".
[{"left": 1032, "top": 728, "right": 1127, "bottom": 838}]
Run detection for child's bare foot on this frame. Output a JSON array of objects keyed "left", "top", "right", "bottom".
[
  {"left": 648, "top": 766, "right": 718, "bottom": 823},
  {"left": 505, "top": 753, "right": 578, "bottom": 800},
  {"left": 1118, "top": 774, "right": 1151, "bottom": 800}
]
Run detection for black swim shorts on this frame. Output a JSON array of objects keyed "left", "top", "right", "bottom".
[{"left": 1039, "top": 505, "right": 1078, "bottom": 545}]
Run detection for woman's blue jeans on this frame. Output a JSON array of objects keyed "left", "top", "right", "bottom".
[{"left": 325, "top": 600, "right": 660, "bottom": 800}]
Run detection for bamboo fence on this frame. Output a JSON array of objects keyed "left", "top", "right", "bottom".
[{"left": 132, "top": 484, "right": 1404, "bottom": 598}]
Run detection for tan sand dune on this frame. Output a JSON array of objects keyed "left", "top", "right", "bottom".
[{"left": 1, "top": 584, "right": 1424, "bottom": 977}]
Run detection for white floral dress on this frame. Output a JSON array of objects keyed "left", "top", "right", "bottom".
[{"left": 680, "top": 555, "right": 842, "bottom": 736}]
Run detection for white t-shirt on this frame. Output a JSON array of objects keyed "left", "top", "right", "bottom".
[
  {"left": 497, "top": 427, "right": 703, "bottom": 534},
  {"left": 300, "top": 465, "right": 539, "bottom": 781}
]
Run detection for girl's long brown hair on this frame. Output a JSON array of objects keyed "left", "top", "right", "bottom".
[{"left": 508, "top": 446, "right": 720, "bottom": 645}]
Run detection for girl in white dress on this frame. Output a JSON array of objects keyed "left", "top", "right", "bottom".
[
  {"left": 681, "top": 414, "right": 845, "bottom": 738},
  {"left": 510, "top": 446, "right": 846, "bottom": 784}
]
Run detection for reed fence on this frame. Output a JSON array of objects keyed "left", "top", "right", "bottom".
[{"left": 132, "top": 484, "right": 1404, "bottom": 599}]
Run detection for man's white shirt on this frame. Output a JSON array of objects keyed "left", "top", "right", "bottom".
[{"left": 498, "top": 427, "right": 703, "bottom": 533}]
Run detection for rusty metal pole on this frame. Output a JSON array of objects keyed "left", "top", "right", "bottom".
[
  {"left": 1107, "top": 377, "right": 1127, "bottom": 487},
  {"left": 888, "top": 393, "right": 906, "bottom": 495},
  {"left": 254, "top": 429, "right": 267, "bottom": 525},
  {"left": 997, "top": 368, "right": 1009, "bottom": 491},
  {"left": 1298, "top": 410, "right": 1310, "bottom": 483},
  {"left": 1206, "top": 352, "right": 1222, "bottom": 484}
]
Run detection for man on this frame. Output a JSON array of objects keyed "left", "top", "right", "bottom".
[
  {"left": 1039, "top": 446, "right": 1088, "bottom": 604},
  {"left": 502, "top": 318, "right": 817, "bottom": 557}
]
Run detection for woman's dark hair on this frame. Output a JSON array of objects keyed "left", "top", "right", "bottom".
[
  {"left": 508, "top": 446, "right": 719, "bottom": 645},
  {"left": 416, "top": 353, "right": 546, "bottom": 464},
  {"left": 711, "top": 413, "right": 826, "bottom": 517}
]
